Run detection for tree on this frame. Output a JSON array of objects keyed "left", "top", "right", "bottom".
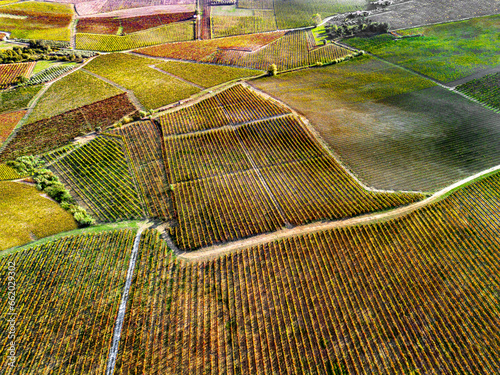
[{"left": 268, "top": 64, "right": 278, "bottom": 76}]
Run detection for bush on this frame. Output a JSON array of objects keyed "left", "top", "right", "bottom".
[
  {"left": 44, "top": 183, "right": 74, "bottom": 203},
  {"left": 7, "top": 155, "right": 44, "bottom": 176},
  {"left": 268, "top": 64, "right": 278, "bottom": 76}
]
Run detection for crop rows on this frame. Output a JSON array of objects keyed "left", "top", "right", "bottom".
[
  {"left": 52, "top": 136, "right": 144, "bottom": 222},
  {"left": 41, "top": 143, "right": 79, "bottom": 165},
  {"left": 456, "top": 72, "right": 500, "bottom": 111},
  {"left": 159, "top": 95, "right": 230, "bottom": 135},
  {"left": 172, "top": 169, "right": 285, "bottom": 250},
  {"left": 115, "top": 171, "right": 500, "bottom": 374},
  {"left": 77, "top": 12, "right": 195, "bottom": 34},
  {"left": 161, "top": 87, "right": 423, "bottom": 250},
  {"left": 76, "top": 21, "right": 195, "bottom": 52},
  {"left": 27, "top": 64, "right": 77, "bottom": 86},
  {"left": 237, "top": 115, "right": 326, "bottom": 166},
  {"left": 166, "top": 127, "right": 251, "bottom": 183},
  {"left": 209, "top": 30, "right": 353, "bottom": 71},
  {"left": 113, "top": 120, "right": 174, "bottom": 221},
  {"left": 0, "top": 62, "right": 36, "bottom": 89},
  {"left": 140, "top": 29, "right": 352, "bottom": 70},
  {"left": 158, "top": 84, "right": 290, "bottom": 135},
  {"left": 0, "top": 93, "right": 136, "bottom": 162},
  {"left": 238, "top": 0, "right": 273, "bottom": 9},
  {"left": 261, "top": 156, "right": 425, "bottom": 226},
  {"left": 135, "top": 31, "right": 285, "bottom": 61},
  {"left": 211, "top": 9, "right": 277, "bottom": 38},
  {"left": 0, "top": 230, "right": 136, "bottom": 374},
  {"left": 274, "top": 0, "right": 366, "bottom": 29},
  {"left": 0, "top": 164, "right": 23, "bottom": 180}
]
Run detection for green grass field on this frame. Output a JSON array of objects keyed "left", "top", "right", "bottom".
[
  {"left": 27, "top": 70, "right": 123, "bottom": 123},
  {"left": 346, "top": 15, "right": 500, "bottom": 83},
  {"left": 155, "top": 61, "right": 261, "bottom": 88},
  {"left": 0, "top": 181, "right": 77, "bottom": 250},
  {"left": 0, "top": 85, "right": 41, "bottom": 114},
  {"left": 84, "top": 53, "right": 200, "bottom": 109},
  {"left": 0, "top": 1, "right": 73, "bottom": 41}
]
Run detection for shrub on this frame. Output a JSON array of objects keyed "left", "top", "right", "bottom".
[
  {"left": 268, "top": 64, "right": 278, "bottom": 76},
  {"left": 6, "top": 155, "right": 44, "bottom": 176}
]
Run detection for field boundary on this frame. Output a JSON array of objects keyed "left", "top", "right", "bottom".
[
  {"left": 179, "top": 163, "right": 500, "bottom": 260},
  {"left": 81, "top": 67, "right": 146, "bottom": 111},
  {"left": 0, "top": 55, "right": 99, "bottom": 155},
  {"left": 149, "top": 64, "right": 205, "bottom": 89},
  {"left": 245, "top": 81, "right": 425, "bottom": 195}
]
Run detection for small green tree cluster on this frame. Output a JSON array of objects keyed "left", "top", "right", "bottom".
[
  {"left": 326, "top": 20, "right": 389, "bottom": 38},
  {"left": 7, "top": 156, "right": 95, "bottom": 226},
  {"left": 0, "top": 40, "right": 88, "bottom": 64},
  {"left": 6, "top": 155, "right": 44, "bottom": 175}
]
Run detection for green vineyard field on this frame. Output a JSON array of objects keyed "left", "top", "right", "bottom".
[
  {"left": 456, "top": 72, "right": 500, "bottom": 111},
  {"left": 52, "top": 136, "right": 144, "bottom": 222}
]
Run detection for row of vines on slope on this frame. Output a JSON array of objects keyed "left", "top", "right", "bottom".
[
  {"left": 158, "top": 84, "right": 424, "bottom": 250},
  {"left": 137, "top": 30, "right": 353, "bottom": 71},
  {"left": 0, "top": 93, "right": 137, "bottom": 162},
  {"left": 111, "top": 120, "right": 174, "bottom": 221},
  {"left": 51, "top": 136, "right": 144, "bottom": 222},
  {"left": 158, "top": 84, "right": 290, "bottom": 135},
  {"left": 0, "top": 230, "right": 137, "bottom": 374},
  {"left": 114, "top": 171, "right": 500, "bottom": 374}
]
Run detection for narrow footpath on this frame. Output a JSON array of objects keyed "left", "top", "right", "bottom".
[{"left": 105, "top": 222, "right": 149, "bottom": 375}]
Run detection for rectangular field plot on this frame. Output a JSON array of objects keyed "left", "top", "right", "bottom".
[
  {"left": 236, "top": 115, "right": 325, "bottom": 167},
  {"left": 172, "top": 170, "right": 285, "bottom": 250},
  {"left": 214, "top": 84, "right": 290, "bottom": 123},
  {"left": 0, "top": 230, "right": 135, "bottom": 373},
  {"left": 158, "top": 95, "right": 230, "bottom": 135},
  {"left": 456, "top": 72, "right": 500, "bottom": 111},
  {"left": 52, "top": 136, "right": 144, "bottom": 222},
  {"left": 211, "top": 6, "right": 277, "bottom": 38},
  {"left": 157, "top": 84, "right": 290, "bottom": 135},
  {"left": 260, "top": 157, "right": 425, "bottom": 225},
  {"left": 117, "top": 121, "right": 174, "bottom": 221},
  {"left": 166, "top": 127, "right": 251, "bottom": 183}
]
